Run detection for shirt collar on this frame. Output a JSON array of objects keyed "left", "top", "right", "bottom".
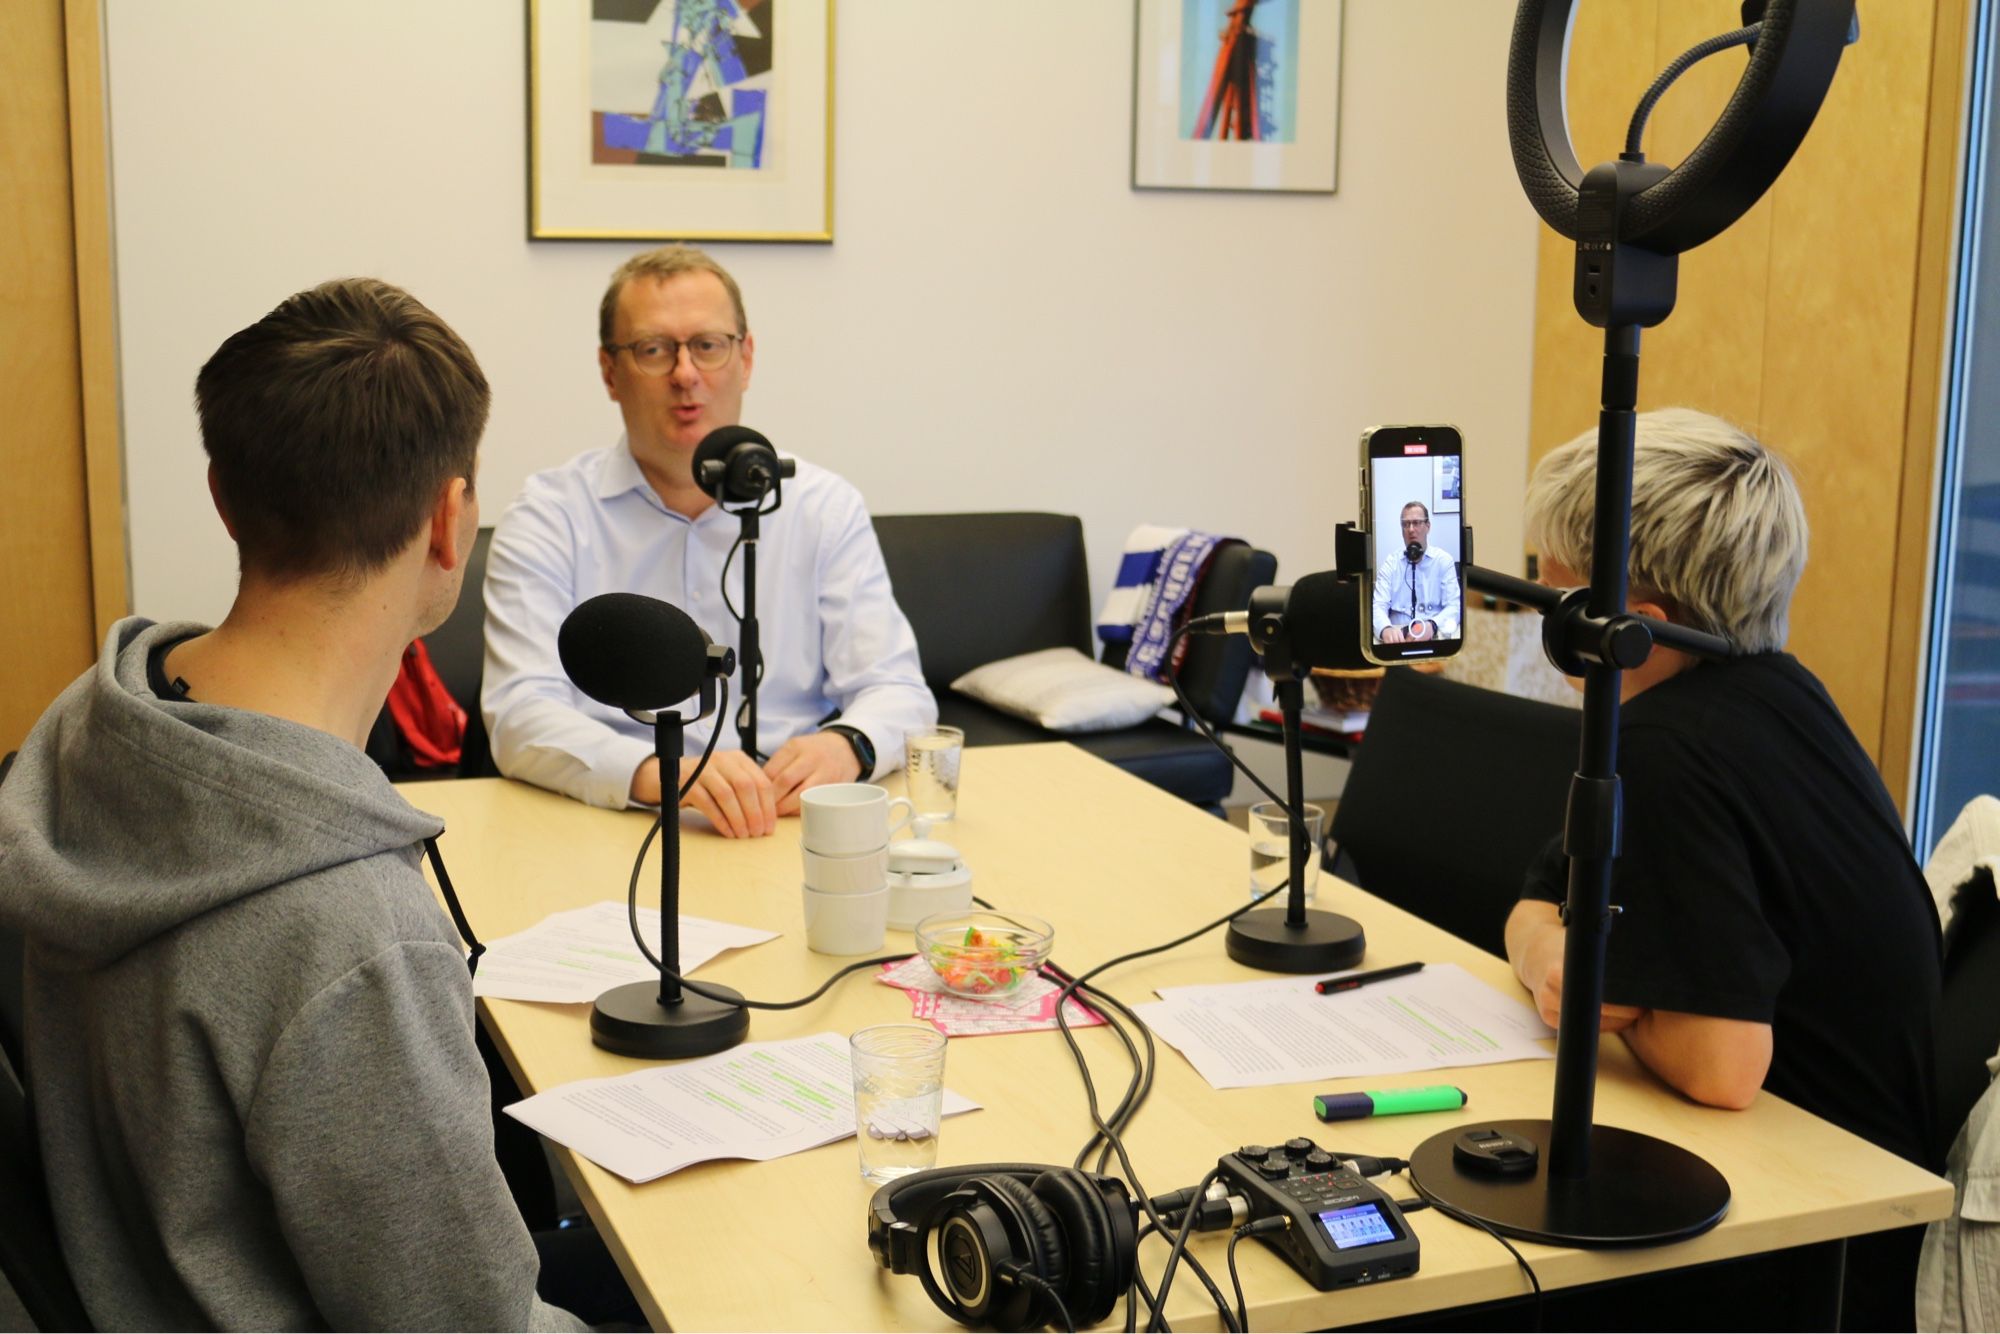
[
  {"left": 594, "top": 434, "right": 653, "bottom": 502},
  {"left": 593, "top": 433, "right": 731, "bottom": 527}
]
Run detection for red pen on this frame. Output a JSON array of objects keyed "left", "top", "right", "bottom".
[{"left": 1314, "top": 961, "right": 1425, "bottom": 994}]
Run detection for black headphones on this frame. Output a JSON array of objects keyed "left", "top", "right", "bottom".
[{"left": 868, "top": 1164, "right": 1138, "bottom": 1331}]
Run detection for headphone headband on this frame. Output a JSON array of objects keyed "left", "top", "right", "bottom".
[{"left": 868, "top": 1163, "right": 1068, "bottom": 1274}]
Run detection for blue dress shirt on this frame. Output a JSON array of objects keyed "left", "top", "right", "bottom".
[
  {"left": 481, "top": 437, "right": 936, "bottom": 809},
  {"left": 1371, "top": 546, "right": 1462, "bottom": 640}
]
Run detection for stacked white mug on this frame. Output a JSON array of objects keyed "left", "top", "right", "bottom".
[{"left": 798, "top": 784, "right": 913, "bottom": 954}]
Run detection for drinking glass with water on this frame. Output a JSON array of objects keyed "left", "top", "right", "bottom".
[
  {"left": 905, "top": 726, "right": 964, "bottom": 821},
  {"left": 1248, "top": 800, "right": 1324, "bottom": 905},
  {"left": 850, "top": 1024, "right": 948, "bottom": 1184}
]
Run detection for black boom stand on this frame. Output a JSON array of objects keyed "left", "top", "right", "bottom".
[
  {"left": 693, "top": 426, "right": 795, "bottom": 762},
  {"left": 730, "top": 497, "right": 769, "bottom": 760},
  {"left": 592, "top": 661, "right": 752, "bottom": 1060},
  {"left": 1225, "top": 589, "right": 1367, "bottom": 973},
  {"left": 1404, "top": 0, "right": 1858, "bottom": 1246}
]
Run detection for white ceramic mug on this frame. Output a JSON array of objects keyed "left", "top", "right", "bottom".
[
  {"left": 800, "top": 783, "right": 914, "bottom": 857},
  {"left": 802, "top": 845, "right": 890, "bottom": 895},
  {"left": 802, "top": 883, "right": 889, "bottom": 955}
]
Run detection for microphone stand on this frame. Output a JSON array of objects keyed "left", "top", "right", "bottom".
[
  {"left": 733, "top": 498, "right": 764, "bottom": 760},
  {"left": 1225, "top": 631, "right": 1367, "bottom": 973},
  {"left": 592, "top": 679, "right": 750, "bottom": 1060},
  {"left": 715, "top": 469, "right": 783, "bottom": 763}
]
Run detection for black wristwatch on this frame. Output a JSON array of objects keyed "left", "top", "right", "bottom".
[{"left": 823, "top": 724, "right": 875, "bottom": 778}]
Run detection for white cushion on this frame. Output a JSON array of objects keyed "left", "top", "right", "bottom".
[{"left": 950, "top": 648, "right": 1175, "bottom": 733}]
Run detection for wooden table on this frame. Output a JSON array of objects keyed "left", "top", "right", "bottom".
[{"left": 405, "top": 744, "right": 1951, "bottom": 1331}]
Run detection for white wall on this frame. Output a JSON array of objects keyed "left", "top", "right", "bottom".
[{"left": 107, "top": 0, "right": 1538, "bottom": 627}]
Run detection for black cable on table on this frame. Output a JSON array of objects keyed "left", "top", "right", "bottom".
[
  {"left": 1226, "top": 1230, "right": 1251, "bottom": 1333},
  {"left": 618, "top": 686, "right": 910, "bottom": 1010},
  {"left": 1130, "top": 1219, "right": 1240, "bottom": 1334}
]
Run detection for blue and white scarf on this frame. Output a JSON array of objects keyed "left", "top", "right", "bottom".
[{"left": 1096, "top": 526, "right": 1232, "bottom": 682}]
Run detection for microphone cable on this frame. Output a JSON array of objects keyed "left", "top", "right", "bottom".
[
  {"left": 1042, "top": 886, "right": 1287, "bottom": 1332},
  {"left": 717, "top": 533, "right": 767, "bottom": 761},
  {"left": 617, "top": 680, "right": 911, "bottom": 1009},
  {"left": 1161, "top": 620, "right": 1284, "bottom": 810},
  {"left": 1406, "top": 1187, "right": 1544, "bottom": 1328}
]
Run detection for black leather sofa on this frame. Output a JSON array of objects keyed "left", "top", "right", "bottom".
[{"left": 872, "top": 513, "right": 1274, "bottom": 812}]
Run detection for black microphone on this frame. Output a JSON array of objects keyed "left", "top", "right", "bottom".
[
  {"left": 1406, "top": 540, "right": 1425, "bottom": 563},
  {"left": 558, "top": 592, "right": 719, "bottom": 711},
  {"left": 692, "top": 425, "right": 796, "bottom": 505},
  {"left": 556, "top": 592, "right": 747, "bottom": 1060},
  {"left": 1188, "top": 571, "right": 1368, "bottom": 672}
]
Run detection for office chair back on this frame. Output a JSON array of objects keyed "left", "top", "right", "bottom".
[
  {"left": 873, "top": 513, "right": 1093, "bottom": 691},
  {"left": 1937, "top": 864, "right": 2000, "bottom": 1152},
  {"left": 1330, "top": 670, "right": 1581, "bottom": 959},
  {"left": 0, "top": 753, "right": 19, "bottom": 1079},
  {"left": 423, "top": 526, "right": 496, "bottom": 778}
]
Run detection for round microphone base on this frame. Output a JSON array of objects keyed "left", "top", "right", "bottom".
[
  {"left": 591, "top": 980, "right": 750, "bottom": 1060},
  {"left": 1225, "top": 908, "right": 1366, "bottom": 974},
  {"left": 1407, "top": 1118, "right": 1730, "bottom": 1247}
]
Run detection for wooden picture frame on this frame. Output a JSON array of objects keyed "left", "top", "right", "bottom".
[
  {"left": 528, "top": 0, "right": 835, "bottom": 242},
  {"left": 1131, "top": 0, "right": 1343, "bottom": 193}
]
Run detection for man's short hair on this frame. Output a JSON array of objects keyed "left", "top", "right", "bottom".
[
  {"left": 1401, "top": 502, "right": 1430, "bottom": 521},
  {"left": 195, "top": 278, "right": 489, "bottom": 583},
  {"left": 1523, "top": 407, "right": 1809, "bottom": 653},
  {"left": 598, "top": 244, "right": 748, "bottom": 345}
]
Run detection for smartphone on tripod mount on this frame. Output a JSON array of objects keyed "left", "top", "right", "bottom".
[{"left": 1358, "top": 425, "right": 1466, "bottom": 666}]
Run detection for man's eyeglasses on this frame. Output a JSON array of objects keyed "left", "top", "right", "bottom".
[{"left": 603, "top": 332, "right": 742, "bottom": 375}]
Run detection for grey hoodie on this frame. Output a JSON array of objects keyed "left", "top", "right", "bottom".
[{"left": 0, "top": 619, "right": 588, "bottom": 1331}]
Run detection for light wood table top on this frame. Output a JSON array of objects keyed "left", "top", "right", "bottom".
[{"left": 405, "top": 744, "right": 1951, "bottom": 1332}]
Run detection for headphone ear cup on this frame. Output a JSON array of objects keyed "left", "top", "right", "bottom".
[
  {"left": 1031, "top": 1168, "right": 1124, "bottom": 1327},
  {"left": 982, "top": 1175, "right": 1068, "bottom": 1329}
]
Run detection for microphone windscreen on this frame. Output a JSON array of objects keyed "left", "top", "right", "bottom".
[
  {"left": 1284, "top": 571, "right": 1372, "bottom": 671},
  {"left": 690, "top": 425, "right": 772, "bottom": 499},
  {"left": 558, "top": 593, "right": 712, "bottom": 711}
]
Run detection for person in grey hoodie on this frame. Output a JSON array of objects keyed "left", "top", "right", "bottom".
[{"left": 0, "top": 279, "right": 594, "bottom": 1331}]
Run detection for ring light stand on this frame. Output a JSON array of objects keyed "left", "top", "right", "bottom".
[{"left": 1406, "top": 0, "right": 1857, "bottom": 1247}]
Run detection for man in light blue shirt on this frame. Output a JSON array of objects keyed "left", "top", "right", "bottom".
[
  {"left": 482, "top": 246, "right": 935, "bottom": 834},
  {"left": 1372, "top": 501, "right": 1461, "bottom": 644}
]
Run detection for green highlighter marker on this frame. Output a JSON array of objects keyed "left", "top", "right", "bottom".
[{"left": 1313, "top": 1086, "right": 1467, "bottom": 1121}]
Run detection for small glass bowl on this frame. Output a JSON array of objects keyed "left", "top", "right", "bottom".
[{"left": 913, "top": 910, "right": 1054, "bottom": 1000}]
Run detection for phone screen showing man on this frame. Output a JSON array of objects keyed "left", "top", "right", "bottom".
[{"left": 1369, "top": 442, "right": 1463, "bottom": 657}]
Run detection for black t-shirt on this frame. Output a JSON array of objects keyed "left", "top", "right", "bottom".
[{"left": 1522, "top": 652, "right": 1942, "bottom": 1170}]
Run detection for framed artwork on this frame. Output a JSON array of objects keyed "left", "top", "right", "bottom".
[
  {"left": 1434, "top": 455, "right": 1461, "bottom": 514},
  {"left": 528, "top": 0, "right": 835, "bottom": 242},
  {"left": 1131, "top": 0, "right": 1342, "bottom": 193}
]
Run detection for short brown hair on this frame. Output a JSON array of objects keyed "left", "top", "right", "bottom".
[
  {"left": 195, "top": 278, "right": 489, "bottom": 582},
  {"left": 598, "top": 244, "right": 748, "bottom": 345}
]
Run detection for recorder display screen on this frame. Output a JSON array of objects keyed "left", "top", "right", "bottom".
[{"left": 1318, "top": 1203, "right": 1398, "bottom": 1250}]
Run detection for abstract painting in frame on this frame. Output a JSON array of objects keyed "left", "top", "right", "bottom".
[
  {"left": 1131, "top": 0, "right": 1342, "bottom": 193},
  {"left": 529, "top": 0, "right": 834, "bottom": 241}
]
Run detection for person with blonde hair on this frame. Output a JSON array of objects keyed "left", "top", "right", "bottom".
[
  {"left": 482, "top": 243, "right": 935, "bottom": 831},
  {"left": 1503, "top": 407, "right": 1941, "bottom": 1330}
]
